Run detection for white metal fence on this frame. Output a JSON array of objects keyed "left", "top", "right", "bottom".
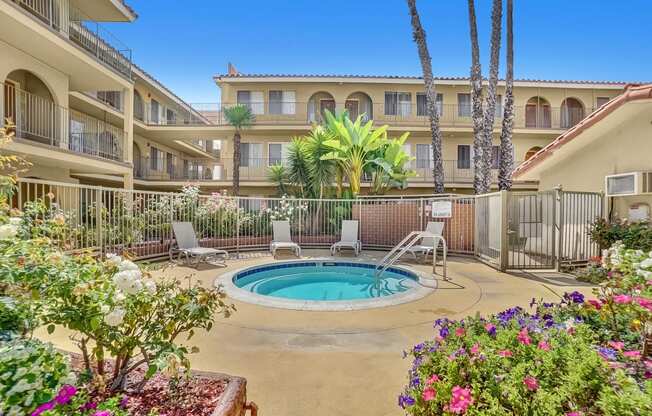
[{"left": 12, "top": 179, "right": 602, "bottom": 269}]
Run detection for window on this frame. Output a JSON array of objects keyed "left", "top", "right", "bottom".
[
  {"left": 457, "top": 145, "right": 471, "bottom": 169},
  {"left": 240, "top": 143, "right": 263, "bottom": 167},
  {"left": 416, "top": 144, "right": 432, "bottom": 169},
  {"left": 97, "top": 91, "right": 121, "bottom": 110},
  {"left": 237, "top": 90, "right": 264, "bottom": 115},
  {"left": 269, "top": 91, "right": 296, "bottom": 115},
  {"left": 596, "top": 97, "right": 610, "bottom": 108},
  {"left": 417, "top": 93, "right": 443, "bottom": 116},
  {"left": 458, "top": 94, "right": 471, "bottom": 117},
  {"left": 268, "top": 143, "right": 288, "bottom": 166},
  {"left": 166, "top": 109, "right": 176, "bottom": 125},
  {"left": 495, "top": 94, "right": 503, "bottom": 118},
  {"left": 384, "top": 92, "right": 412, "bottom": 116},
  {"left": 150, "top": 147, "right": 160, "bottom": 170},
  {"left": 491, "top": 145, "right": 500, "bottom": 169},
  {"left": 150, "top": 99, "right": 160, "bottom": 124},
  {"left": 166, "top": 152, "right": 174, "bottom": 176}
]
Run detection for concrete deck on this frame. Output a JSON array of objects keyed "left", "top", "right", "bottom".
[{"left": 41, "top": 250, "right": 595, "bottom": 416}]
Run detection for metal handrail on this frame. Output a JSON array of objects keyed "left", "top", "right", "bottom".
[{"left": 375, "top": 232, "right": 448, "bottom": 280}]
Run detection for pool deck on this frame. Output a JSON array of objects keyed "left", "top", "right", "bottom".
[{"left": 41, "top": 249, "right": 595, "bottom": 416}]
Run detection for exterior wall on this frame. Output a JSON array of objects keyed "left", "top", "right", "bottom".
[{"left": 537, "top": 109, "right": 652, "bottom": 220}]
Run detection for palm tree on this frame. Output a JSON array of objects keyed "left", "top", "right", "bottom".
[
  {"left": 286, "top": 137, "right": 311, "bottom": 197},
  {"left": 467, "top": 0, "right": 486, "bottom": 194},
  {"left": 223, "top": 105, "right": 254, "bottom": 196},
  {"left": 406, "top": 0, "right": 445, "bottom": 193},
  {"left": 499, "top": 0, "right": 515, "bottom": 190},
  {"left": 481, "top": 0, "right": 503, "bottom": 192},
  {"left": 267, "top": 164, "right": 289, "bottom": 196},
  {"left": 304, "top": 125, "right": 336, "bottom": 199},
  {"left": 321, "top": 110, "right": 388, "bottom": 197}
]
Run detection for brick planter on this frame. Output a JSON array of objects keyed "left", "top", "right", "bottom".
[{"left": 200, "top": 371, "right": 257, "bottom": 416}]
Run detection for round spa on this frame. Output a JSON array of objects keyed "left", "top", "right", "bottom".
[{"left": 219, "top": 260, "right": 434, "bottom": 311}]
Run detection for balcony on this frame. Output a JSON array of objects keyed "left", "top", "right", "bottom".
[
  {"left": 217, "top": 158, "right": 524, "bottom": 185},
  {"left": 133, "top": 157, "right": 220, "bottom": 181},
  {"left": 144, "top": 101, "right": 592, "bottom": 131},
  {"left": 3, "top": 82, "right": 125, "bottom": 161},
  {"left": 9, "top": 0, "right": 132, "bottom": 78}
]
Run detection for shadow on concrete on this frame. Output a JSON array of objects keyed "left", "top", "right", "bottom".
[{"left": 508, "top": 270, "right": 595, "bottom": 288}]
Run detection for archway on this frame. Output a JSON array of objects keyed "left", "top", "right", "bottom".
[
  {"left": 345, "top": 92, "right": 373, "bottom": 121},
  {"left": 307, "top": 91, "right": 336, "bottom": 123},
  {"left": 525, "top": 97, "right": 551, "bottom": 128},
  {"left": 525, "top": 146, "right": 543, "bottom": 161},
  {"left": 4, "top": 69, "right": 58, "bottom": 145},
  {"left": 560, "top": 97, "right": 584, "bottom": 129}
]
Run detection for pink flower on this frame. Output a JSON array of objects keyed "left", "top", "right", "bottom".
[
  {"left": 484, "top": 323, "right": 496, "bottom": 336},
  {"left": 613, "top": 294, "right": 632, "bottom": 304},
  {"left": 517, "top": 328, "right": 531, "bottom": 345},
  {"left": 426, "top": 375, "right": 440, "bottom": 385},
  {"left": 644, "top": 360, "right": 652, "bottom": 369},
  {"left": 455, "top": 327, "right": 466, "bottom": 337},
  {"left": 422, "top": 387, "right": 437, "bottom": 401},
  {"left": 636, "top": 297, "right": 652, "bottom": 311},
  {"left": 566, "top": 413, "right": 581, "bottom": 416},
  {"left": 498, "top": 350, "right": 513, "bottom": 358},
  {"left": 93, "top": 412, "right": 112, "bottom": 416},
  {"left": 54, "top": 384, "right": 77, "bottom": 405},
  {"left": 31, "top": 401, "right": 55, "bottom": 416},
  {"left": 608, "top": 341, "right": 624, "bottom": 351},
  {"left": 448, "top": 386, "right": 473, "bottom": 414},
  {"left": 537, "top": 340, "right": 551, "bottom": 351},
  {"left": 623, "top": 350, "right": 641, "bottom": 360},
  {"left": 523, "top": 376, "right": 539, "bottom": 391},
  {"left": 587, "top": 299, "right": 602, "bottom": 310},
  {"left": 470, "top": 343, "right": 480, "bottom": 355}
]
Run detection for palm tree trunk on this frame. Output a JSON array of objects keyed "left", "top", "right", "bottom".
[
  {"left": 481, "top": 0, "right": 503, "bottom": 192},
  {"left": 499, "top": 0, "right": 515, "bottom": 190},
  {"left": 468, "top": 0, "right": 485, "bottom": 195},
  {"left": 232, "top": 131, "right": 241, "bottom": 196},
  {"left": 407, "top": 0, "right": 444, "bottom": 194}
]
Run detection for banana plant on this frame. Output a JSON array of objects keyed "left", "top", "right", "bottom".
[
  {"left": 369, "top": 132, "right": 416, "bottom": 195},
  {"left": 321, "top": 110, "right": 389, "bottom": 196}
]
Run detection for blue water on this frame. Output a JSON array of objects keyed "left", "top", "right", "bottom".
[{"left": 233, "top": 263, "right": 418, "bottom": 301}]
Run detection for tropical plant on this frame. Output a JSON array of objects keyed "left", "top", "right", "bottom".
[
  {"left": 406, "top": 0, "right": 445, "bottom": 193},
  {"left": 368, "top": 133, "right": 416, "bottom": 195},
  {"left": 321, "top": 110, "right": 389, "bottom": 196},
  {"left": 267, "top": 164, "right": 289, "bottom": 196},
  {"left": 303, "top": 126, "right": 336, "bottom": 199},
  {"left": 223, "top": 105, "right": 254, "bottom": 196},
  {"left": 498, "top": 0, "right": 515, "bottom": 190},
  {"left": 286, "top": 137, "right": 311, "bottom": 197}
]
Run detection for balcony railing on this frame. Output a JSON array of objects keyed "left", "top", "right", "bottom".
[
  {"left": 3, "top": 83, "right": 125, "bottom": 161},
  {"left": 145, "top": 101, "right": 592, "bottom": 131},
  {"left": 133, "top": 157, "right": 220, "bottom": 181},
  {"left": 10, "top": 0, "right": 132, "bottom": 78}
]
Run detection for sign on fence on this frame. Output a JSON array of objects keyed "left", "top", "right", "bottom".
[{"left": 431, "top": 201, "right": 452, "bottom": 218}]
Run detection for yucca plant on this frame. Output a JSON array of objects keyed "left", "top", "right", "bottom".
[
  {"left": 321, "top": 110, "right": 389, "bottom": 197},
  {"left": 267, "top": 164, "right": 289, "bottom": 196},
  {"left": 286, "top": 137, "right": 311, "bottom": 197}
]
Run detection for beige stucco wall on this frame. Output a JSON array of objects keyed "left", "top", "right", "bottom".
[{"left": 536, "top": 102, "right": 652, "bottom": 219}]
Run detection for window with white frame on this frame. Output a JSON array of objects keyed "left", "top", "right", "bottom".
[
  {"left": 269, "top": 91, "right": 296, "bottom": 115},
  {"left": 268, "top": 143, "right": 289, "bottom": 166},
  {"left": 240, "top": 143, "right": 263, "bottom": 167},
  {"left": 237, "top": 90, "right": 264, "bottom": 115},
  {"left": 384, "top": 92, "right": 412, "bottom": 116},
  {"left": 457, "top": 94, "right": 471, "bottom": 117},
  {"left": 150, "top": 99, "right": 160, "bottom": 124},
  {"left": 417, "top": 93, "right": 443, "bottom": 116}
]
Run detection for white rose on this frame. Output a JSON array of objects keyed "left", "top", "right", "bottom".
[
  {"left": 106, "top": 254, "right": 123, "bottom": 266},
  {"left": 100, "top": 304, "right": 110, "bottom": 314},
  {"left": 144, "top": 280, "right": 157, "bottom": 294},
  {"left": 125, "top": 279, "right": 143, "bottom": 295},
  {"left": 8, "top": 217, "right": 21, "bottom": 226},
  {"left": 112, "top": 270, "right": 143, "bottom": 294},
  {"left": 114, "top": 291, "right": 126, "bottom": 302},
  {"left": 0, "top": 224, "right": 18, "bottom": 240},
  {"left": 118, "top": 259, "right": 139, "bottom": 272},
  {"left": 104, "top": 308, "right": 125, "bottom": 327}
]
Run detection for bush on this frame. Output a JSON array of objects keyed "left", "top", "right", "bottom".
[
  {"left": 589, "top": 218, "right": 652, "bottom": 251},
  {"left": 0, "top": 339, "right": 75, "bottom": 416},
  {"left": 575, "top": 258, "right": 609, "bottom": 284}
]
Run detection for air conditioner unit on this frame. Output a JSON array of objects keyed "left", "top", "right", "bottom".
[{"left": 605, "top": 171, "right": 652, "bottom": 197}]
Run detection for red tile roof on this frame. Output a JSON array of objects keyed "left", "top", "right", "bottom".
[
  {"left": 512, "top": 83, "right": 652, "bottom": 179},
  {"left": 215, "top": 72, "right": 635, "bottom": 86}
]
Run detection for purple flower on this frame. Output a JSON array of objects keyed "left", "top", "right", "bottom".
[
  {"left": 81, "top": 401, "right": 98, "bottom": 411},
  {"left": 31, "top": 401, "right": 55, "bottom": 416},
  {"left": 413, "top": 343, "right": 425, "bottom": 353},
  {"left": 92, "top": 411, "right": 112, "bottom": 416},
  {"left": 598, "top": 347, "right": 617, "bottom": 361},
  {"left": 119, "top": 396, "right": 129, "bottom": 409},
  {"left": 439, "top": 326, "right": 449, "bottom": 339},
  {"left": 54, "top": 384, "right": 77, "bottom": 405},
  {"left": 410, "top": 375, "right": 421, "bottom": 387},
  {"left": 565, "top": 291, "right": 585, "bottom": 304},
  {"left": 398, "top": 394, "right": 416, "bottom": 408}
]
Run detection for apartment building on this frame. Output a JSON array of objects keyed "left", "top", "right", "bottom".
[
  {"left": 0, "top": 0, "right": 219, "bottom": 191},
  {"left": 0, "top": 0, "right": 630, "bottom": 196}
]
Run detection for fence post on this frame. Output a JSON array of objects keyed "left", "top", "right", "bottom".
[
  {"left": 500, "top": 190, "right": 509, "bottom": 272},
  {"left": 555, "top": 185, "right": 564, "bottom": 271},
  {"left": 95, "top": 188, "right": 103, "bottom": 257},
  {"left": 235, "top": 199, "right": 240, "bottom": 259}
]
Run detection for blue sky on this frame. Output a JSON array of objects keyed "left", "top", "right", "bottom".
[{"left": 106, "top": 0, "right": 651, "bottom": 103}]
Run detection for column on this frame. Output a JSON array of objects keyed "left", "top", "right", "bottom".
[{"left": 123, "top": 86, "right": 134, "bottom": 164}]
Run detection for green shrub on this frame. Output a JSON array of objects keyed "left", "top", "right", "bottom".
[{"left": 589, "top": 218, "right": 652, "bottom": 251}]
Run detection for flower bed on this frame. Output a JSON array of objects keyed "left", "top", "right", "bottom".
[{"left": 399, "top": 242, "right": 652, "bottom": 415}]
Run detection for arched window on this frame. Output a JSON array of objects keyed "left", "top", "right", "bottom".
[
  {"left": 525, "top": 146, "right": 543, "bottom": 161},
  {"left": 525, "top": 97, "right": 551, "bottom": 128},
  {"left": 345, "top": 92, "right": 373, "bottom": 121},
  {"left": 560, "top": 98, "right": 584, "bottom": 129},
  {"left": 307, "top": 91, "right": 336, "bottom": 123}
]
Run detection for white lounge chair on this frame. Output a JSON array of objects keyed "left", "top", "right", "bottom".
[
  {"left": 170, "top": 222, "right": 228, "bottom": 265},
  {"left": 330, "top": 220, "right": 361, "bottom": 256},
  {"left": 270, "top": 220, "right": 301, "bottom": 257},
  {"left": 405, "top": 221, "right": 445, "bottom": 262}
]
